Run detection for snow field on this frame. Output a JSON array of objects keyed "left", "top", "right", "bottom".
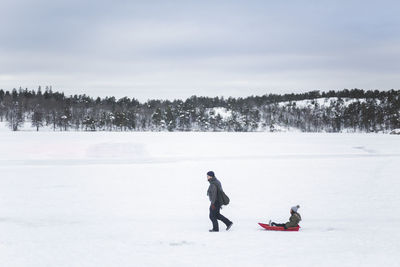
[{"left": 0, "top": 132, "right": 399, "bottom": 266}]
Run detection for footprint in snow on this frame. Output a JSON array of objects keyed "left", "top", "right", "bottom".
[{"left": 169, "top": 241, "right": 192, "bottom": 246}]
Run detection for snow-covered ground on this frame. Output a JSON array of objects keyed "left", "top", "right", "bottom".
[{"left": 0, "top": 132, "right": 399, "bottom": 267}]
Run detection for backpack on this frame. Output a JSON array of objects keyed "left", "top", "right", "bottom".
[
  {"left": 211, "top": 179, "right": 230, "bottom": 206},
  {"left": 217, "top": 187, "right": 230, "bottom": 206},
  {"left": 221, "top": 190, "right": 230, "bottom": 205}
]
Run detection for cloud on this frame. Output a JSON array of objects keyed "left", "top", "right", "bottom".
[{"left": 0, "top": 0, "right": 399, "bottom": 100}]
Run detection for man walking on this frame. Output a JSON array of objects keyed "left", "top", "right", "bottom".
[{"left": 206, "top": 171, "right": 233, "bottom": 232}]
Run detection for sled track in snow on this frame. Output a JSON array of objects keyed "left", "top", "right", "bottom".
[{"left": 0, "top": 153, "right": 399, "bottom": 167}]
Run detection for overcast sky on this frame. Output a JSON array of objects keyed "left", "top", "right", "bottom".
[{"left": 0, "top": 0, "right": 399, "bottom": 101}]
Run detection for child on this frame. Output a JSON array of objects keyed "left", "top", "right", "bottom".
[{"left": 269, "top": 205, "right": 301, "bottom": 229}]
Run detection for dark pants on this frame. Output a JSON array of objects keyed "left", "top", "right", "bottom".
[
  {"left": 271, "top": 222, "right": 286, "bottom": 228},
  {"left": 209, "top": 204, "right": 231, "bottom": 231}
]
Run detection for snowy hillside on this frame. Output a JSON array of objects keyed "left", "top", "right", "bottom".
[
  {"left": 277, "top": 97, "right": 370, "bottom": 108},
  {"left": 0, "top": 132, "right": 400, "bottom": 266},
  {"left": 1, "top": 89, "right": 399, "bottom": 133}
]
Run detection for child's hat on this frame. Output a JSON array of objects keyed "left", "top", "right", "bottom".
[{"left": 291, "top": 205, "right": 300, "bottom": 212}]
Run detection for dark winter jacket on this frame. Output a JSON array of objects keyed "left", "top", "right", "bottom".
[
  {"left": 207, "top": 177, "right": 224, "bottom": 205},
  {"left": 285, "top": 212, "right": 302, "bottom": 228}
]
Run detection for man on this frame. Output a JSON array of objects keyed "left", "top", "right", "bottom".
[{"left": 206, "top": 171, "right": 233, "bottom": 232}]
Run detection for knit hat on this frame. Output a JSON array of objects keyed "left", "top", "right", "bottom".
[
  {"left": 207, "top": 171, "right": 215, "bottom": 177},
  {"left": 291, "top": 205, "right": 300, "bottom": 213}
]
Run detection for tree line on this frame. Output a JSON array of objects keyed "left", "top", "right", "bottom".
[{"left": 0, "top": 87, "right": 399, "bottom": 132}]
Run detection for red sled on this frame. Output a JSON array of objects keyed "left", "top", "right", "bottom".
[{"left": 258, "top": 223, "right": 300, "bottom": 231}]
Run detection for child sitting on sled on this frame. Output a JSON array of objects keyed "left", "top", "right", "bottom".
[{"left": 269, "top": 205, "right": 301, "bottom": 229}]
